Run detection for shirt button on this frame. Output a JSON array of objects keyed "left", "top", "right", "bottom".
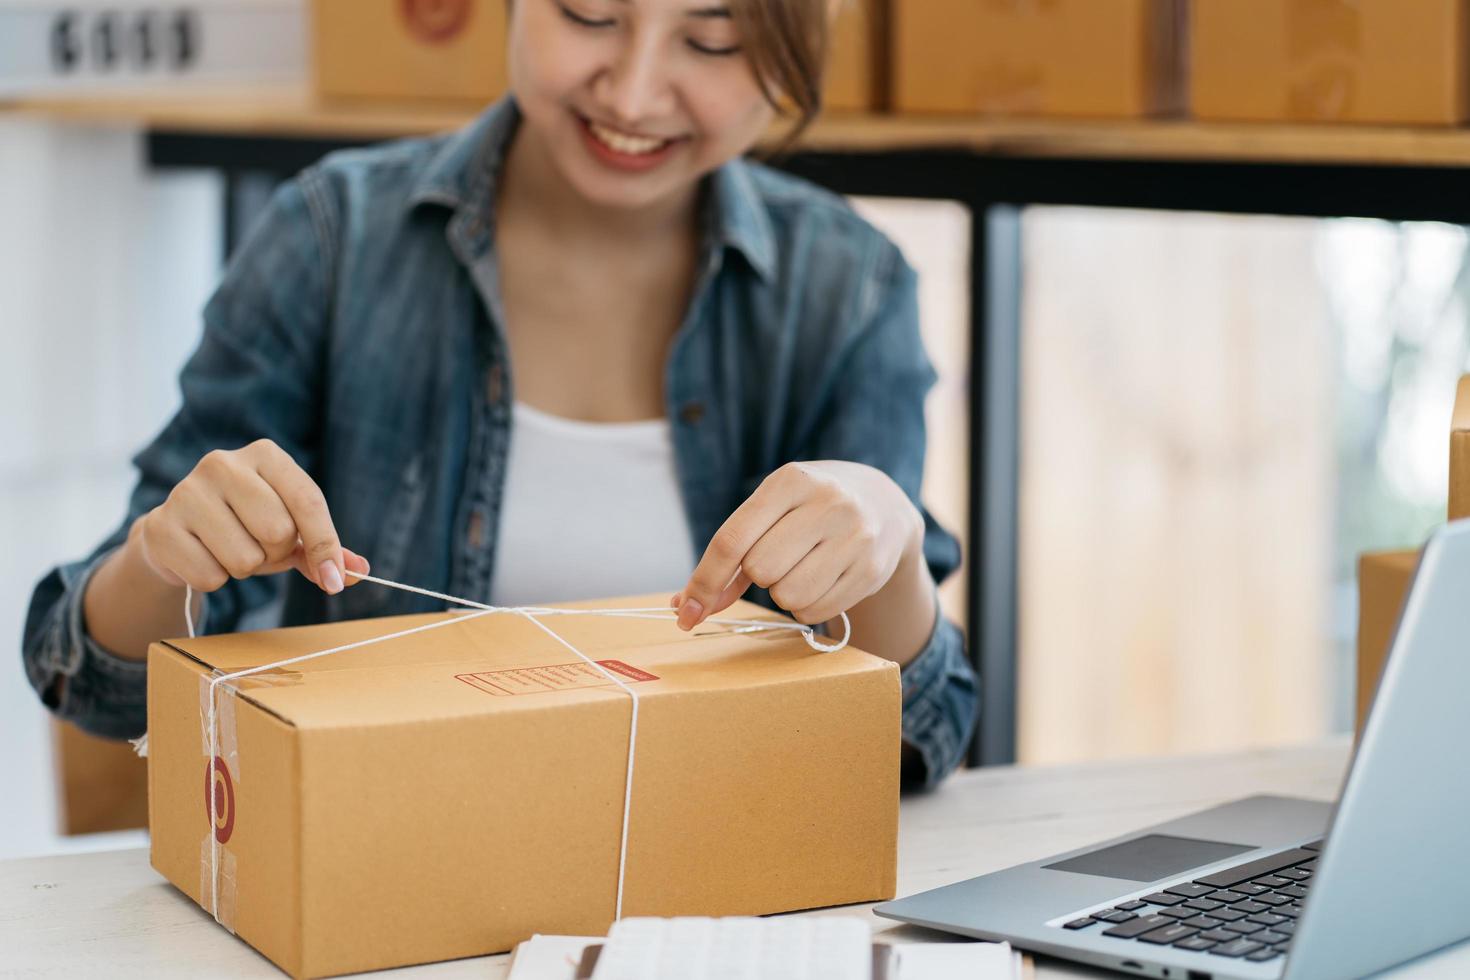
[
  {"left": 467, "top": 510, "right": 486, "bottom": 549},
  {"left": 679, "top": 401, "right": 705, "bottom": 425},
  {"left": 487, "top": 364, "right": 504, "bottom": 404}
]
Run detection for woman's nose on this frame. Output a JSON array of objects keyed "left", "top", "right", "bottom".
[{"left": 596, "top": 34, "right": 676, "bottom": 126}]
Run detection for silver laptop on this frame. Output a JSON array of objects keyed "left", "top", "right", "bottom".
[{"left": 876, "top": 520, "right": 1470, "bottom": 979}]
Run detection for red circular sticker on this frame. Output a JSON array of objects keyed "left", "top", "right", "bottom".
[
  {"left": 205, "top": 756, "right": 235, "bottom": 844},
  {"left": 400, "top": 0, "right": 475, "bottom": 44}
]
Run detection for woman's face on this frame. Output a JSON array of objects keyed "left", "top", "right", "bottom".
[{"left": 508, "top": 0, "right": 777, "bottom": 211}]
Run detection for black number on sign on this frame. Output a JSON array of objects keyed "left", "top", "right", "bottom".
[
  {"left": 132, "top": 11, "right": 157, "bottom": 69},
  {"left": 93, "top": 13, "right": 119, "bottom": 71},
  {"left": 50, "top": 11, "right": 83, "bottom": 73},
  {"left": 171, "top": 9, "right": 198, "bottom": 70},
  {"left": 48, "top": 8, "right": 201, "bottom": 76}
]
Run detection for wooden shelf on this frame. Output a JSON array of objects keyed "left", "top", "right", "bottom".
[
  {"left": 803, "top": 115, "right": 1470, "bottom": 168},
  {"left": 13, "top": 85, "right": 1470, "bottom": 167},
  {"left": 0, "top": 85, "right": 473, "bottom": 141}
]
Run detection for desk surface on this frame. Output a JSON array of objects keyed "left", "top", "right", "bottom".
[
  {"left": 14, "top": 87, "right": 1470, "bottom": 167},
  {"left": 4, "top": 737, "right": 1467, "bottom": 978}
]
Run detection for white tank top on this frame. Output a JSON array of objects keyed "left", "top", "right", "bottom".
[{"left": 487, "top": 400, "right": 698, "bottom": 608}]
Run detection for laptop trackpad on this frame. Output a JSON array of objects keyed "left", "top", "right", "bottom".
[{"left": 1043, "top": 834, "right": 1255, "bottom": 883}]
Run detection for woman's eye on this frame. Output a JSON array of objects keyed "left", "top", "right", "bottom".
[
  {"left": 687, "top": 38, "right": 741, "bottom": 57},
  {"left": 557, "top": 2, "right": 615, "bottom": 28}
]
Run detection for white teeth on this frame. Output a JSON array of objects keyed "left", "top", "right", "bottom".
[{"left": 588, "top": 121, "right": 668, "bottom": 156}]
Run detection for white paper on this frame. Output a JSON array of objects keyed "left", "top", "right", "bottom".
[
  {"left": 506, "top": 934, "right": 602, "bottom": 980},
  {"left": 509, "top": 929, "right": 1022, "bottom": 980},
  {"left": 893, "top": 940, "right": 1017, "bottom": 980},
  {"left": 591, "top": 917, "right": 871, "bottom": 980}
]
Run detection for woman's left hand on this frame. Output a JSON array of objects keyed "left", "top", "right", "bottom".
[{"left": 671, "top": 460, "right": 924, "bottom": 631}]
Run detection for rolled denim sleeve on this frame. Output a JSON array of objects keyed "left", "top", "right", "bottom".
[
  {"left": 24, "top": 548, "right": 143, "bottom": 739},
  {"left": 20, "top": 173, "right": 332, "bottom": 740},
  {"left": 898, "top": 575, "right": 979, "bottom": 790},
  {"left": 797, "top": 235, "right": 979, "bottom": 791}
]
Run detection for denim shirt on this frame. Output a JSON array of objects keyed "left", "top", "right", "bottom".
[{"left": 22, "top": 98, "right": 978, "bottom": 790}]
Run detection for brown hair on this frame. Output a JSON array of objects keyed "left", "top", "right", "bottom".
[{"left": 728, "top": 0, "right": 832, "bottom": 144}]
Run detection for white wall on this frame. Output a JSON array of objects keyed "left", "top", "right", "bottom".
[{"left": 0, "top": 117, "right": 219, "bottom": 859}]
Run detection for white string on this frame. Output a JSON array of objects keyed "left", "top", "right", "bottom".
[
  {"left": 512, "top": 608, "right": 641, "bottom": 919},
  {"left": 189, "top": 573, "right": 850, "bottom": 927}
]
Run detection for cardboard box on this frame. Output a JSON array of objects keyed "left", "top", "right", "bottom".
[
  {"left": 826, "top": 0, "right": 886, "bottom": 112},
  {"left": 893, "top": 0, "right": 1184, "bottom": 118},
  {"left": 1452, "top": 375, "right": 1470, "bottom": 520},
  {"left": 1356, "top": 550, "right": 1418, "bottom": 738},
  {"left": 314, "top": 0, "right": 884, "bottom": 111},
  {"left": 148, "top": 594, "right": 899, "bottom": 979},
  {"left": 1191, "top": 0, "right": 1470, "bottom": 125},
  {"left": 1354, "top": 375, "right": 1470, "bottom": 740},
  {"left": 313, "top": 0, "right": 509, "bottom": 103},
  {"left": 52, "top": 720, "right": 148, "bottom": 835}
]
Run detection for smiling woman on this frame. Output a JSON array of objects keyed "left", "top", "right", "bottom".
[
  {"left": 25, "top": 0, "right": 979, "bottom": 793},
  {"left": 507, "top": 0, "right": 827, "bottom": 210}
]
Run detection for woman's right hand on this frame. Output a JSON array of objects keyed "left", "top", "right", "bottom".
[{"left": 130, "top": 438, "right": 368, "bottom": 595}]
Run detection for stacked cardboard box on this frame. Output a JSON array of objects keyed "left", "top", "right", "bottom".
[
  {"left": 313, "top": 0, "right": 508, "bottom": 104},
  {"left": 148, "top": 593, "right": 899, "bottom": 978},
  {"left": 893, "top": 0, "right": 1185, "bottom": 118},
  {"left": 51, "top": 720, "right": 148, "bottom": 835},
  {"left": 1191, "top": 0, "right": 1470, "bottom": 125},
  {"left": 825, "top": 0, "right": 887, "bottom": 112},
  {"left": 1356, "top": 376, "right": 1470, "bottom": 738},
  {"left": 313, "top": 0, "right": 885, "bottom": 111}
]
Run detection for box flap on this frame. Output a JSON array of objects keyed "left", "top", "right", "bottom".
[{"left": 167, "top": 594, "right": 890, "bottom": 730}]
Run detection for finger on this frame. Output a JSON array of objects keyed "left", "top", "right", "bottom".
[
  {"left": 703, "top": 569, "right": 752, "bottom": 620},
  {"left": 155, "top": 522, "right": 232, "bottom": 593},
  {"left": 791, "top": 564, "right": 860, "bottom": 627},
  {"left": 188, "top": 491, "right": 269, "bottom": 581},
  {"left": 258, "top": 543, "right": 304, "bottom": 577},
  {"left": 768, "top": 539, "right": 846, "bottom": 624},
  {"left": 678, "top": 475, "right": 803, "bottom": 630},
  {"left": 793, "top": 532, "right": 886, "bottom": 626},
  {"left": 698, "top": 505, "right": 822, "bottom": 622},
  {"left": 221, "top": 469, "right": 299, "bottom": 565},
  {"left": 253, "top": 442, "right": 344, "bottom": 594},
  {"left": 739, "top": 506, "right": 824, "bottom": 591},
  {"left": 266, "top": 546, "right": 369, "bottom": 587},
  {"left": 343, "top": 549, "right": 370, "bottom": 586}
]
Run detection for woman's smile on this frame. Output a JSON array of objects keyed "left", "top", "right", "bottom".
[{"left": 576, "top": 111, "right": 689, "bottom": 172}]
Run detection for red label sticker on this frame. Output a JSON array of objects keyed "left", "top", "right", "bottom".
[
  {"left": 399, "top": 0, "right": 475, "bottom": 44},
  {"left": 456, "top": 659, "right": 659, "bottom": 696},
  {"left": 204, "top": 756, "right": 235, "bottom": 844}
]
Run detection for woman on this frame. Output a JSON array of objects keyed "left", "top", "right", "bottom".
[{"left": 23, "top": 0, "right": 977, "bottom": 788}]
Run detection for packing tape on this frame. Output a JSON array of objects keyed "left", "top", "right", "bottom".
[
  {"left": 200, "top": 670, "right": 240, "bottom": 934},
  {"left": 199, "top": 835, "right": 238, "bottom": 935}
]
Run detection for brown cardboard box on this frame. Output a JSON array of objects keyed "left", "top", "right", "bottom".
[
  {"left": 52, "top": 720, "right": 148, "bottom": 835},
  {"left": 314, "top": 0, "right": 509, "bottom": 103},
  {"left": 148, "top": 594, "right": 899, "bottom": 979},
  {"left": 314, "top": 0, "right": 884, "bottom": 110},
  {"left": 1354, "top": 375, "right": 1470, "bottom": 740},
  {"left": 826, "top": 0, "right": 887, "bottom": 112},
  {"left": 893, "top": 0, "right": 1184, "bottom": 118},
  {"left": 1356, "top": 550, "right": 1418, "bottom": 738},
  {"left": 1190, "top": 0, "right": 1470, "bottom": 125},
  {"left": 1451, "top": 375, "right": 1470, "bottom": 520}
]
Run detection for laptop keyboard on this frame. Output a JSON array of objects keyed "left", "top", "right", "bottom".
[{"left": 1059, "top": 840, "right": 1322, "bottom": 964}]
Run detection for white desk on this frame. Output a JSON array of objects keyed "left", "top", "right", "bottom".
[{"left": 4, "top": 738, "right": 1466, "bottom": 978}]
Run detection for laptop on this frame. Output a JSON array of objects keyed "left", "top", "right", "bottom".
[{"left": 876, "top": 520, "right": 1470, "bottom": 979}]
